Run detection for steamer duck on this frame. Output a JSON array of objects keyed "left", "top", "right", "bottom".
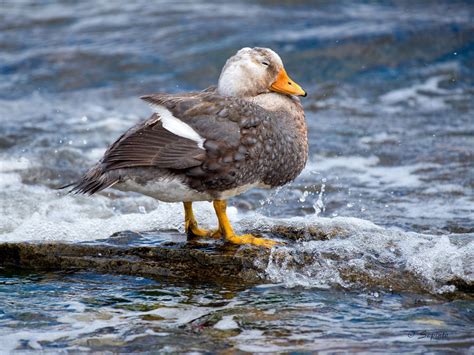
[{"left": 71, "top": 47, "right": 308, "bottom": 247}]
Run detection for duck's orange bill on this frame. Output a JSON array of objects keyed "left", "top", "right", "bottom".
[{"left": 270, "top": 68, "right": 306, "bottom": 97}]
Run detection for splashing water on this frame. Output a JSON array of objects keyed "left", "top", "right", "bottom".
[{"left": 313, "top": 178, "right": 326, "bottom": 217}]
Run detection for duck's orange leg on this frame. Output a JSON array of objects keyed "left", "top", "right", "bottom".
[
  {"left": 183, "top": 202, "right": 221, "bottom": 238},
  {"left": 212, "top": 200, "right": 279, "bottom": 248}
]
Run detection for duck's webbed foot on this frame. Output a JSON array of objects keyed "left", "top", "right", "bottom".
[
  {"left": 212, "top": 200, "right": 282, "bottom": 248},
  {"left": 224, "top": 233, "right": 281, "bottom": 248},
  {"left": 185, "top": 220, "right": 212, "bottom": 238},
  {"left": 184, "top": 201, "right": 282, "bottom": 247}
]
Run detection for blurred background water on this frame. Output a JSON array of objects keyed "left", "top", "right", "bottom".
[{"left": 0, "top": 0, "right": 473, "bottom": 352}]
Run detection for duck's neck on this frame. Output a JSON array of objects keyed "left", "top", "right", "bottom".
[
  {"left": 250, "top": 92, "right": 304, "bottom": 117},
  {"left": 217, "top": 67, "right": 268, "bottom": 98}
]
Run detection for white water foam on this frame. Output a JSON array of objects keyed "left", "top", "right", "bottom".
[
  {"left": 298, "top": 155, "right": 474, "bottom": 225},
  {"left": 213, "top": 315, "right": 239, "bottom": 330},
  {"left": 379, "top": 75, "right": 466, "bottom": 113},
  {"left": 239, "top": 214, "right": 473, "bottom": 294},
  {"left": 0, "top": 160, "right": 224, "bottom": 242},
  {"left": 304, "top": 155, "right": 432, "bottom": 188}
]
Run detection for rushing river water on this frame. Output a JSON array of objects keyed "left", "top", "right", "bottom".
[{"left": 0, "top": 0, "right": 473, "bottom": 352}]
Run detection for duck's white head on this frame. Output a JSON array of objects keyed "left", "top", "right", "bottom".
[{"left": 217, "top": 47, "right": 306, "bottom": 98}]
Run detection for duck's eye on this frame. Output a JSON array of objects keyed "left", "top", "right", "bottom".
[{"left": 261, "top": 61, "right": 269, "bottom": 66}]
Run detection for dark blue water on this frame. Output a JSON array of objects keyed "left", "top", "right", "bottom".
[
  {"left": 0, "top": 269, "right": 472, "bottom": 352},
  {"left": 0, "top": 0, "right": 473, "bottom": 352}
]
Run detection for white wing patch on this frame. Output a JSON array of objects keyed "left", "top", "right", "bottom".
[{"left": 151, "top": 104, "right": 205, "bottom": 149}]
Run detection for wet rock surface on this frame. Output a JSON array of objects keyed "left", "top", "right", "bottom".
[
  {"left": 0, "top": 237, "right": 268, "bottom": 285},
  {"left": 0, "top": 225, "right": 472, "bottom": 300}
]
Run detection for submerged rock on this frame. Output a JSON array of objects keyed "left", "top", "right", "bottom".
[{"left": 0, "top": 225, "right": 472, "bottom": 299}]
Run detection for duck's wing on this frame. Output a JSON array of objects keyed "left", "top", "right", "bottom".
[
  {"left": 71, "top": 92, "right": 269, "bottom": 194},
  {"left": 100, "top": 113, "right": 206, "bottom": 171}
]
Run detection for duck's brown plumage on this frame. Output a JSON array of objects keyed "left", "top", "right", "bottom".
[{"left": 71, "top": 89, "right": 307, "bottom": 199}]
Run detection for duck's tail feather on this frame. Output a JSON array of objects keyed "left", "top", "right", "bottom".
[
  {"left": 57, "top": 182, "right": 76, "bottom": 190},
  {"left": 61, "top": 165, "right": 119, "bottom": 195}
]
